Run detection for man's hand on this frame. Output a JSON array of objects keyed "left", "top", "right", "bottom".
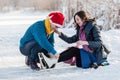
[
  {"left": 48, "top": 53, "right": 59, "bottom": 64},
  {"left": 54, "top": 53, "right": 59, "bottom": 59},
  {"left": 48, "top": 53, "right": 54, "bottom": 58},
  {"left": 48, "top": 53, "right": 59, "bottom": 59}
]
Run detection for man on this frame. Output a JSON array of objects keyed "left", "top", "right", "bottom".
[{"left": 19, "top": 11, "right": 65, "bottom": 70}]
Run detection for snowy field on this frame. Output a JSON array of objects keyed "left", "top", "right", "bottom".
[{"left": 0, "top": 10, "right": 120, "bottom": 80}]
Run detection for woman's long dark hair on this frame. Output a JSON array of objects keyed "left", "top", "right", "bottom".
[{"left": 74, "top": 10, "right": 96, "bottom": 28}]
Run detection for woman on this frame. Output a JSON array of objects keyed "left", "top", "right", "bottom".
[{"left": 55, "top": 10, "right": 110, "bottom": 69}]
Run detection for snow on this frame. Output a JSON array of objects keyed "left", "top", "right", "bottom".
[{"left": 0, "top": 10, "right": 120, "bottom": 80}]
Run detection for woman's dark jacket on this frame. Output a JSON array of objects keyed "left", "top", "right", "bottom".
[{"left": 59, "top": 21, "right": 110, "bottom": 64}]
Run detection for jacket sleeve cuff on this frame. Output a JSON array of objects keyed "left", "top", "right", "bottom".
[{"left": 51, "top": 49, "right": 57, "bottom": 55}]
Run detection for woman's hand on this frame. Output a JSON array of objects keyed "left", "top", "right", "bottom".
[
  {"left": 76, "top": 40, "right": 89, "bottom": 46},
  {"left": 54, "top": 28, "right": 61, "bottom": 35}
]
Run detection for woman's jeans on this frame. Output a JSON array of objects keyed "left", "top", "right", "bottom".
[
  {"left": 58, "top": 47, "right": 82, "bottom": 67},
  {"left": 58, "top": 47, "right": 97, "bottom": 68}
]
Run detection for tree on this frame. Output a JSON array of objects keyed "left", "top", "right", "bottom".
[{"left": 60, "top": 0, "right": 120, "bottom": 30}]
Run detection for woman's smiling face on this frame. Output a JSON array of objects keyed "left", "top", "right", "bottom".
[{"left": 75, "top": 15, "right": 84, "bottom": 27}]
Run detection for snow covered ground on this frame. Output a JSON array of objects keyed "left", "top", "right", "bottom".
[{"left": 0, "top": 10, "right": 120, "bottom": 80}]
